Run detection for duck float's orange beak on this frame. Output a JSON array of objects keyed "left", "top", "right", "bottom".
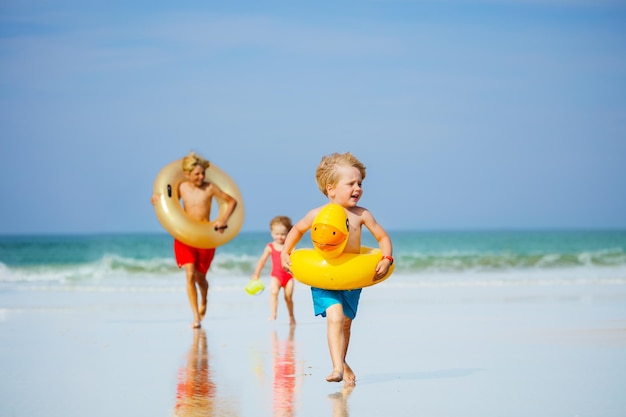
[{"left": 311, "top": 204, "right": 349, "bottom": 259}]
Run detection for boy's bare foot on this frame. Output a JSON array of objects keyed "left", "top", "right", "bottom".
[
  {"left": 343, "top": 362, "right": 356, "bottom": 387},
  {"left": 326, "top": 370, "right": 343, "bottom": 383},
  {"left": 268, "top": 315, "right": 276, "bottom": 321}
]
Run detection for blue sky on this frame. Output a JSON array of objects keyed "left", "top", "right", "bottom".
[{"left": 1, "top": 0, "right": 625, "bottom": 234}]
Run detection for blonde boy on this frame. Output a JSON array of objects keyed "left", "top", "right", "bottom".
[
  {"left": 281, "top": 152, "right": 393, "bottom": 386},
  {"left": 152, "top": 151, "right": 237, "bottom": 329}
]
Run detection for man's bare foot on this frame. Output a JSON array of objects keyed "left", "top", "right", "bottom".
[
  {"left": 326, "top": 370, "right": 343, "bottom": 383},
  {"left": 343, "top": 362, "right": 356, "bottom": 387},
  {"left": 289, "top": 317, "right": 296, "bottom": 326},
  {"left": 199, "top": 300, "right": 207, "bottom": 319},
  {"left": 191, "top": 321, "right": 201, "bottom": 329}
]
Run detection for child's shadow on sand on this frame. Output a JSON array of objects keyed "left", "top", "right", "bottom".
[{"left": 358, "top": 368, "right": 484, "bottom": 385}]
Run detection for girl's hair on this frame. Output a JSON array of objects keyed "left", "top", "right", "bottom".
[
  {"left": 182, "top": 151, "right": 210, "bottom": 173},
  {"left": 270, "top": 215, "right": 293, "bottom": 231},
  {"left": 315, "top": 152, "right": 366, "bottom": 196}
]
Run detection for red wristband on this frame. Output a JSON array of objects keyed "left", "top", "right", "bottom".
[{"left": 381, "top": 255, "right": 394, "bottom": 265}]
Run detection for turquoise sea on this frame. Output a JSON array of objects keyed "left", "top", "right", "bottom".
[{"left": 1, "top": 230, "right": 625, "bottom": 292}]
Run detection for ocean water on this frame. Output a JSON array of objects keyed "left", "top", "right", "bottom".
[{"left": 1, "top": 230, "right": 625, "bottom": 292}]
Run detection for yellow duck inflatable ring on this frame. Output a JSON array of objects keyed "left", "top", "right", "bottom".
[
  {"left": 290, "top": 203, "right": 394, "bottom": 290},
  {"left": 152, "top": 159, "right": 244, "bottom": 249}
]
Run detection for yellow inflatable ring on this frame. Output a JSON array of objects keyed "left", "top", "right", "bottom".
[
  {"left": 290, "top": 246, "right": 394, "bottom": 290},
  {"left": 152, "top": 159, "right": 244, "bottom": 249}
]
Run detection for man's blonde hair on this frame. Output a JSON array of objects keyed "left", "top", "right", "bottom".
[
  {"left": 182, "top": 151, "right": 210, "bottom": 173},
  {"left": 315, "top": 152, "right": 366, "bottom": 196}
]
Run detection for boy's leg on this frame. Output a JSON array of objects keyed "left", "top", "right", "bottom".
[
  {"left": 197, "top": 272, "right": 209, "bottom": 319},
  {"left": 183, "top": 263, "right": 202, "bottom": 328},
  {"left": 342, "top": 317, "right": 353, "bottom": 357},
  {"left": 342, "top": 317, "right": 356, "bottom": 386},
  {"left": 325, "top": 303, "right": 346, "bottom": 382},
  {"left": 193, "top": 247, "right": 214, "bottom": 322},
  {"left": 337, "top": 289, "right": 360, "bottom": 386},
  {"left": 284, "top": 279, "right": 296, "bottom": 326}
]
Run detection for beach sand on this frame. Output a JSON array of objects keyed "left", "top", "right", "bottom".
[{"left": 1, "top": 278, "right": 625, "bottom": 417}]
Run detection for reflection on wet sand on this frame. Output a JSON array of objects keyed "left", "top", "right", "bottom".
[
  {"left": 273, "top": 325, "right": 296, "bottom": 417},
  {"left": 174, "top": 329, "right": 237, "bottom": 417},
  {"left": 329, "top": 385, "right": 353, "bottom": 417}
]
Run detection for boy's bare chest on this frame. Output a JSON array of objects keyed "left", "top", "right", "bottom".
[
  {"left": 180, "top": 185, "right": 212, "bottom": 205},
  {"left": 346, "top": 218, "right": 362, "bottom": 250}
]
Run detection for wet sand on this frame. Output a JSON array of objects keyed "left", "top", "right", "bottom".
[{"left": 1, "top": 279, "right": 625, "bottom": 417}]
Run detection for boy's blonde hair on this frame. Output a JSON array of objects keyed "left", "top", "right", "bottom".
[
  {"left": 315, "top": 152, "right": 366, "bottom": 196},
  {"left": 270, "top": 215, "right": 293, "bottom": 231},
  {"left": 182, "top": 151, "right": 210, "bottom": 173}
]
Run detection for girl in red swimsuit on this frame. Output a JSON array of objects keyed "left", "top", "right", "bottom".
[{"left": 251, "top": 216, "right": 296, "bottom": 325}]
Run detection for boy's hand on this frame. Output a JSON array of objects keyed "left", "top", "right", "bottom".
[
  {"left": 374, "top": 259, "right": 392, "bottom": 280},
  {"left": 213, "top": 223, "right": 228, "bottom": 233},
  {"left": 281, "top": 252, "right": 292, "bottom": 274}
]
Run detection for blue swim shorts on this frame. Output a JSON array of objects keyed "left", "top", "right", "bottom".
[{"left": 311, "top": 287, "right": 362, "bottom": 320}]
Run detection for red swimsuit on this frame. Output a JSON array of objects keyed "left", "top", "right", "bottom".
[{"left": 269, "top": 243, "right": 293, "bottom": 287}]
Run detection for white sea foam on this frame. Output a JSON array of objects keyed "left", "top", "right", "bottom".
[{"left": 382, "top": 266, "right": 626, "bottom": 289}]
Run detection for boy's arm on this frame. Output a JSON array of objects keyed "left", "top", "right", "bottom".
[
  {"left": 280, "top": 209, "right": 317, "bottom": 272},
  {"left": 211, "top": 185, "right": 237, "bottom": 231},
  {"left": 362, "top": 210, "right": 393, "bottom": 279}
]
